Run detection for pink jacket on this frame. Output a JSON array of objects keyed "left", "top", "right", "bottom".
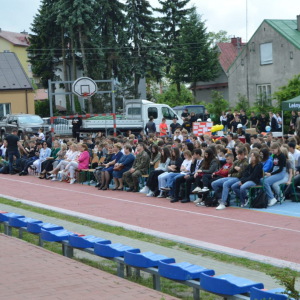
[{"left": 78, "top": 151, "right": 90, "bottom": 170}]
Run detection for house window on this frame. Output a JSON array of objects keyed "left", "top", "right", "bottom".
[
  {"left": 257, "top": 84, "right": 271, "bottom": 105},
  {"left": 260, "top": 43, "right": 273, "bottom": 65},
  {"left": 0, "top": 103, "right": 11, "bottom": 118}
]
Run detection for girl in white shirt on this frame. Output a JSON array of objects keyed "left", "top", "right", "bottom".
[{"left": 48, "top": 143, "right": 79, "bottom": 181}]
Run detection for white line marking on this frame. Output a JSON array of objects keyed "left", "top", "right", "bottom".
[
  {"left": 0, "top": 177, "right": 300, "bottom": 234},
  {"left": 1, "top": 193, "right": 300, "bottom": 271}
]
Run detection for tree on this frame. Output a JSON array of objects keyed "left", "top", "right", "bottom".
[
  {"left": 208, "top": 30, "right": 231, "bottom": 44},
  {"left": 125, "top": 0, "right": 164, "bottom": 98},
  {"left": 205, "top": 91, "right": 229, "bottom": 124},
  {"left": 35, "top": 99, "right": 59, "bottom": 118},
  {"left": 175, "top": 10, "right": 221, "bottom": 100},
  {"left": 27, "top": 0, "right": 63, "bottom": 89},
  {"left": 234, "top": 93, "right": 250, "bottom": 113},
  {"left": 156, "top": 83, "right": 194, "bottom": 107},
  {"left": 155, "top": 0, "right": 193, "bottom": 93},
  {"left": 274, "top": 74, "right": 300, "bottom": 133}
]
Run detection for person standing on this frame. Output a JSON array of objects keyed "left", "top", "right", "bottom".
[
  {"left": 4, "top": 129, "right": 26, "bottom": 175},
  {"left": 289, "top": 111, "right": 297, "bottom": 134},
  {"left": 258, "top": 112, "right": 268, "bottom": 132},
  {"left": 145, "top": 116, "right": 156, "bottom": 135},
  {"left": 250, "top": 112, "right": 258, "bottom": 128},
  {"left": 239, "top": 110, "right": 248, "bottom": 130},
  {"left": 226, "top": 109, "right": 234, "bottom": 132},
  {"left": 220, "top": 111, "right": 227, "bottom": 132},
  {"left": 203, "top": 109, "right": 210, "bottom": 122},
  {"left": 159, "top": 118, "right": 168, "bottom": 137},
  {"left": 72, "top": 113, "right": 82, "bottom": 142},
  {"left": 181, "top": 109, "right": 190, "bottom": 120},
  {"left": 169, "top": 117, "right": 180, "bottom": 135}
]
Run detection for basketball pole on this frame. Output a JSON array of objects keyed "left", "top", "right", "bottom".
[{"left": 112, "top": 78, "right": 117, "bottom": 137}]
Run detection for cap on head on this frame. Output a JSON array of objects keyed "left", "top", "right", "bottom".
[{"left": 237, "top": 124, "right": 243, "bottom": 128}]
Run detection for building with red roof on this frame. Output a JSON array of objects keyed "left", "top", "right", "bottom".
[{"left": 191, "top": 37, "right": 245, "bottom": 103}]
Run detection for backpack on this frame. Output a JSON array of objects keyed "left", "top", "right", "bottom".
[
  {"left": 1, "top": 165, "right": 9, "bottom": 174},
  {"left": 205, "top": 196, "right": 219, "bottom": 207},
  {"left": 251, "top": 190, "right": 268, "bottom": 208},
  {"left": 289, "top": 192, "right": 300, "bottom": 202}
]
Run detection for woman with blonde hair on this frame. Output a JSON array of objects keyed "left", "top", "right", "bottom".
[
  {"left": 98, "top": 143, "right": 123, "bottom": 190},
  {"left": 49, "top": 143, "right": 78, "bottom": 181},
  {"left": 61, "top": 143, "right": 90, "bottom": 184}
]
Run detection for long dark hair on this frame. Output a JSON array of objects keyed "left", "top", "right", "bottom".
[
  {"left": 202, "top": 148, "right": 215, "bottom": 170},
  {"left": 186, "top": 142, "right": 194, "bottom": 153},
  {"left": 172, "top": 147, "right": 180, "bottom": 161},
  {"left": 161, "top": 147, "right": 171, "bottom": 163},
  {"left": 260, "top": 148, "right": 270, "bottom": 163},
  {"left": 151, "top": 144, "right": 159, "bottom": 161}
]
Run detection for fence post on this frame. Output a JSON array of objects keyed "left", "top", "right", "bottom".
[
  {"left": 62, "top": 244, "right": 74, "bottom": 258},
  {"left": 117, "top": 262, "right": 125, "bottom": 278},
  {"left": 193, "top": 287, "right": 200, "bottom": 300}
]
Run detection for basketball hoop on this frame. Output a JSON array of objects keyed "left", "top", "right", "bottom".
[
  {"left": 83, "top": 92, "right": 90, "bottom": 99},
  {"left": 72, "top": 77, "right": 97, "bottom": 98}
]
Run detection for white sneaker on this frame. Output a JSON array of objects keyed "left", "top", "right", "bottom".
[
  {"left": 192, "top": 187, "right": 202, "bottom": 193},
  {"left": 51, "top": 178, "right": 58, "bottom": 181},
  {"left": 58, "top": 170, "right": 65, "bottom": 174},
  {"left": 196, "top": 201, "right": 206, "bottom": 207},
  {"left": 268, "top": 198, "right": 277, "bottom": 207},
  {"left": 146, "top": 191, "right": 155, "bottom": 197},
  {"left": 201, "top": 187, "right": 209, "bottom": 192},
  {"left": 140, "top": 186, "right": 149, "bottom": 194},
  {"left": 194, "top": 198, "right": 202, "bottom": 204},
  {"left": 70, "top": 178, "right": 76, "bottom": 184},
  {"left": 216, "top": 203, "right": 226, "bottom": 210},
  {"left": 157, "top": 192, "right": 165, "bottom": 198}
]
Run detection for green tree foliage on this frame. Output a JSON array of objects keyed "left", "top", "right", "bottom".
[
  {"left": 208, "top": 30, "right": 231, "bottom": 44},
  {"left": 125, "top": 0, "right": 164, "bottom": 98},
  {"left": 234, "top": 93, "right": 250, "bottom": 113},
  {"left": 35, "top": 99, "right": 60, "bottom": 118},
  {"left": 274, "top": 74, "right": 300, "bottom": 133},
  {"left": 155, "top": 0, "right": 193, "bottom": 93},
  {"left": 205, "top": 91, "right": 229, "bottom": 124},
  {"left": 156, "top": 84, "right": 194, "bottom": 107},
  {"left": 27, "top": 0, "right": 62, "bottom": 89},
  {"left": 176, "top": 10, "right": 220, "bottom": 100}
]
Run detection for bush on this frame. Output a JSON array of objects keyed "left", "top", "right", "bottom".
[{"left": 205, "top": 91, "right": 229, "bottom": 124}]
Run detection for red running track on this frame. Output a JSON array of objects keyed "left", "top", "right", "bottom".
[{"left": 0, "top": 175, "right": 300, "bottom": 266}]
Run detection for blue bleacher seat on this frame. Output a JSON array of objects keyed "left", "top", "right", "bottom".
[
  {"left": 27, "top": 223, "right": 64, "bottom": 234},
  {"left": 68, "top": 235, "right": 111, "bottom": 248},
  {"left": 1, "top": 212, "right": 24, "bottom": 222},
  {"left": 0, "top": 211, "right": 8, "bottom": 221},
  {"left": 250, "top": 287, "right": 288, "bottom": 300},
  {"left": 94, "top": 243, "right": 138, "bottom": 258},
  {"left": 200, "top": 273, "right": 264, "bottom": 295},
  {"left": 41, "top": 229, "right": 77, "bottom": 242},
  {"left": 9, "top": 217, "right": 42, "bottom": 228},
  {"left": 124, "top": 250, "right": 174, "bottom": 268},
  {"left": 159, "top": 261, "right": 215, "bottom": 281}
]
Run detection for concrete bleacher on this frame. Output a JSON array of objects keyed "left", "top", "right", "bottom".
[{"left": 0, "top": 210, "right": 294, "bottom": 300}]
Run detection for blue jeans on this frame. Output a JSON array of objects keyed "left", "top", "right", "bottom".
[
  {"left": 8, "top": 150, "right": 20, "bottom": 173},
  {"left": 211, "top": 177, "right": 240, "bottom": 204},
  {"left": 231, "top": 181, "right": 256, "bottom": 204},
  {"left": 168, "top": 173, "right": 185, "bottom": 196},
  {"left": 271, "top": 172, "right": 289, "bottom": 198},
  {"left": 261, "top": 168, "right": 286, "bottom": 200}
]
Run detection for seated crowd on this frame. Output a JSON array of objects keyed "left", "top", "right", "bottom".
[{"left": 1, "top": 127, "right": 300, "bottom": 210}]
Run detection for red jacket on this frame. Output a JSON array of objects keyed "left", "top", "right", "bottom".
[{"left": 214, "top": 163, "right": 233, "bottom": 177}]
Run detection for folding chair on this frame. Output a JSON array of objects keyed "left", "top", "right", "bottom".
[{"left": 248, "top": 170, "right": 265, "bottom": 208}]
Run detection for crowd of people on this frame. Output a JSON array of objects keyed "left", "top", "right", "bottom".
[{"left": 1, "top": 108, "right": 300, "bottom": 210}]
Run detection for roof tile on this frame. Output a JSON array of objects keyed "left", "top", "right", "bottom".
[{"left": 0, "top": 30, "right": 30, "bottom": 47}]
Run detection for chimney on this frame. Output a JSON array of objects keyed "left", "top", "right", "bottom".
[
  {"left": 297, "top": 15, "right": 300, "bottom": 31},
  {"left": 20, "top": 30, "right": 28, "bottom": 35},
  {"left": 231, "top": 37, "right": 241, "bottom": 47}
]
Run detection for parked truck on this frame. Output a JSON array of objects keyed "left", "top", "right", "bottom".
[
  {"left": 78, "top": 99, "right": 183, "bottom": 136},
  {"left": 0, "top": 114, "right": 50, "bottom": 140}
]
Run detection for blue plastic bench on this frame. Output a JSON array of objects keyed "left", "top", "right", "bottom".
[
  {"left": 9, "top": 217, "right": 42, "bottom": 228},
  {"left": 250, "top": 287, "right": 289, "bottom": 300},
  {"left": 0, "top": 211, "right": 9, "bottom": 221},
  {"left": 200, "top": 273, "right": 264, "bottom": 295},
  {"left": 159, "top": 261, "right": 215, "bottom": 281},
  {"left": 94, "top": 243, "right": 139, "bottom": 258},
  {"left": 124, "top": 250, "right": 174, "bottom": 268},
  {"left": 27, "top": 222, "right": 64, "bottom": 234},
  {"left": 1, "top": 212, "right": 24, "bottom": 222},
  {"left": 41, "top": 229, "right": 77, "bottom": 242},
  {"left": 69, "top": 235, "right": 111, "bottom": 248}
]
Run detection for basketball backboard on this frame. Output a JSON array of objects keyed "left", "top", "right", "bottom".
[{"left": 72, "top": 77, "right": 97, "bottom": 98}]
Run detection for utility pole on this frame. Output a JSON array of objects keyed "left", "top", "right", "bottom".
[{"left": 246, "top": 0, "right": 248, "bottom": 42}]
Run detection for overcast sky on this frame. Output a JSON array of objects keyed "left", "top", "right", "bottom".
[{"left": 1, "top": 0, "right": 298, "bottom": 43}]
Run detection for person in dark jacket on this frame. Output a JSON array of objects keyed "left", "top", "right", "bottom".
[
  {"left": 145, "top": 116, "right": 156, "bottom": 135},
  {"left": 72, "top": 113, "right": 82, "bottom": 142},
  {"left": 231, "top": 151, "right": 263, "bottom": 206},
  {"left": 269, "top": 111, "right": 278, "bottom": 132}
]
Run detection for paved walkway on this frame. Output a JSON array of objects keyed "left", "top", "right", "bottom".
[
  {"left": 0, "top": 175, "right": 300, "bottom": 269},
  {"left": 1, "top": 203, "right": 299, "bottom": 291},
  {"left": 0, "top": 234, "right": 177, "bottom": 300}
]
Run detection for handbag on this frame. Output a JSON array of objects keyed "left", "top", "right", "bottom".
[{"left": 113, "top": 165, "right": 124, "bottom": 171}]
